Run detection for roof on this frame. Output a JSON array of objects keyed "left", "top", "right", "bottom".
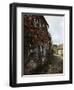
[{"left": 40, "top": 16, "right": 49, "bottom": 26}]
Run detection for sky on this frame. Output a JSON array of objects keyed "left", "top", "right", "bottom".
[{"left": 44, "top": 16, "right": 64, "bottom": 45}]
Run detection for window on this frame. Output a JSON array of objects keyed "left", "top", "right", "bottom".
[
  {"left": 43, "top": 24, "right": 45, "bottom": 28},
  {"left": 39, "top": 19, "right": 42, "bottom": 28},
  {"left": 33, "top": 18, "right": 38, "bottom": 28}
]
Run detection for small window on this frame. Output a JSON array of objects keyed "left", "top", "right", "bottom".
[
  {"left": 39, "top": 19, "right": 42, "bottom": 28},
  {"left": 33, "top": 19, "right": 38, "bottom": 28},
  {"left": 43, "top": 24, "right": 45, "bottom": 27}
]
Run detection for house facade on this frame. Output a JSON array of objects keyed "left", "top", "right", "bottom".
[
  {"left": 57, "top": 44, "right": 63, "bottom": 56},
  {"left": 23, "top": 15, "right": 52, "bottom": 74}
]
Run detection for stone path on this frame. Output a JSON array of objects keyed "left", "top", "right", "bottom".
[{"left": 47, "top": 55, "right": 63, "bottom": 74}]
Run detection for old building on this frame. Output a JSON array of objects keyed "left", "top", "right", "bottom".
[
  {"left": 52, "top": 44, "right": 63, "bottom": 56},
  {"left": 57, "top": 44, "right": 63, "bottom": 56},
  {"left": 23, "top": 15, "right": 52, "bottom": 74}
]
